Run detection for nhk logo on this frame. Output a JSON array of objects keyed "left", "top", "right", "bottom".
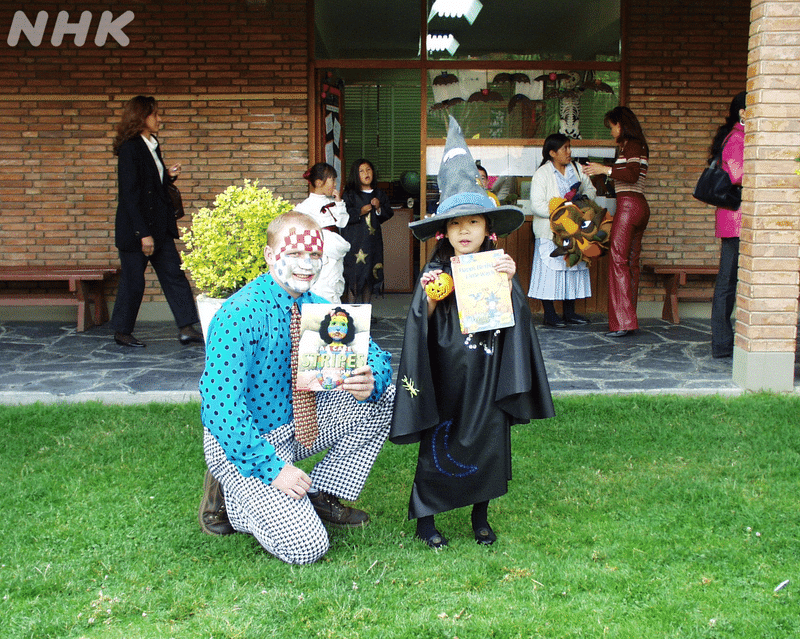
[{"left": 7, "top": 10, "right": 134, "bottom": 47}]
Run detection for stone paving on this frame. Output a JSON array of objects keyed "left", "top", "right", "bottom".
[{"left": 1, "top": 301, "right": 798, "bottom": 404}]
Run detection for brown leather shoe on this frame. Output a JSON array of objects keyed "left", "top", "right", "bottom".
[
  {"left": 179, "top": 324, "right": 204, "bottom": 345},
  {"left": 199, "top": 470, "right": 235, "bottom": 535},
  {"left": 309, "top": 491, "right": 370, "bottom": 528}
]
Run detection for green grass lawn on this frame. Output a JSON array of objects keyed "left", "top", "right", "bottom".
[{"left": 1, "top": 394, "right": 798, "bottom": 638}]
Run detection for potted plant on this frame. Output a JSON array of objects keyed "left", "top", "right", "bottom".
[{"left": 181, "top": 179, "right": 293, "bottom": 337}]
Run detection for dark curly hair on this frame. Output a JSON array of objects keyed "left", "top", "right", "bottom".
[{"left": 318, "top": 307, "right": 356, "bottom": 344}]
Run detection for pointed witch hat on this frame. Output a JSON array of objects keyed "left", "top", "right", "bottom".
[{"left": 409, "top": 115, "right": 524, "bottom": 241}]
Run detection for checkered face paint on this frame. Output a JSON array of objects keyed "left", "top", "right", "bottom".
[
  {"left": 275, "top": 228, "right": 324, "bottom": 260},
  {"left": 270, "top": 227, "right": 324, "bottom": 295}
]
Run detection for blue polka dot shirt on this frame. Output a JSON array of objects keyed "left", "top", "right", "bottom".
[{"left": 200, "top": 274, "right": 392, "bottom": 485}]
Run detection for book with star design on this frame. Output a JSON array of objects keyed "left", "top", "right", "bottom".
[
  {"left": 450, "top": 249, "right": 515, "bottom": 334},
  {"left": 295, "top": 303, "right": 371, "bottom": 391}
]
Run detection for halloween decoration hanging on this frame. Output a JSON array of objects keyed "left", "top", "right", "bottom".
[{"left": 534, "top": 71, "right": 615, "bottom": 139}]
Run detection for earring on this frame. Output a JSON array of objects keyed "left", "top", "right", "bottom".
[
  {"left": 489, "top": 233, "right": 498, "bottom": 242},
  {"left": 435, "top": 231, "right": 445, "bottom": 241}
]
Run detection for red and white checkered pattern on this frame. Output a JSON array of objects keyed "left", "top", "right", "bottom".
[{"left": 276, "top": 228, "right": 324, "bottom": 260}]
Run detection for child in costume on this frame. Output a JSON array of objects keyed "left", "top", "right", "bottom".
[
  {"left": 341, "top": 158, "right": 394, "bottom": 303},
  {"left": 295, "top": 163, "right": 350, "bottom": 302},
  {"left": 390, "top": 116, "right": 555, "bottom": 549}
]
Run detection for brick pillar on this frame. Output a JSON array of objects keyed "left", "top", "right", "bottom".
[{"left": 733, "top": 0, "right": 800, "bottom": 391}]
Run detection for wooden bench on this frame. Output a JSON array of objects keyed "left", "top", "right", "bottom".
[
  {"left": 0, "top": 266, "right": 119, "bottom": 331},
  {"left": 643, "top": 263, "right": 718, "bottom": 324}
]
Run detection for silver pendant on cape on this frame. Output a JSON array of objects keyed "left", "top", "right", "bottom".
[{"left": 464, "top": 330, "right": 501, "bottom": 355}]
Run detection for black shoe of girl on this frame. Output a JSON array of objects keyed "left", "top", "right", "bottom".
[
  {"left": 474, "top": 524, "right": 497, "bottom": 545},
  {"left": 417, "top": 531, "right": 449, "bottom": 549}
]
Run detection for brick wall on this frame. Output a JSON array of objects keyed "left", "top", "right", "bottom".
[
  {"left": 1, "top": 0, "right": 775, "bottom": 316},
  {"left": 0, "top": 0, "right": 310, "bottom": 306},
  {"left": 737, "top": 0, "right": 800, "bottom": 353},
  {"left": 625, "top": 0, "right": 751, "bottom": 303}
]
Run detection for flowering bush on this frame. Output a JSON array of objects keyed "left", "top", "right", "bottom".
[{"left": 181, "top": 180, "right": 293, "bottom": 298}]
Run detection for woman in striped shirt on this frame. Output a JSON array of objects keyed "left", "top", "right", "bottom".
[{"left": 585, "top": 106, "right": 650, "bottom": 337}]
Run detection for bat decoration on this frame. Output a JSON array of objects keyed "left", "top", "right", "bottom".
[
  {"left": 467, "top": 89, "right": 504, "bottom": 102},
  {"left": 534, "top": 72, "right": 571, "bottom": 83},
  {"left": 432, "top": 72, "right": 459, "bottom": 85},
  {"left": 492, "top": 72, "right": 530, "bottom": 84},
  {"left": 430, "top": 97, "right": 465, "bottom": 111}
]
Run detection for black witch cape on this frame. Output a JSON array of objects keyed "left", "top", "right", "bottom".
[{"left": 390, "top": 261, "right": 555, "bottom": 519}]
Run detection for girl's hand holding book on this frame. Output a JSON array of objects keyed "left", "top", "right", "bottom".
[{"left": 494, "top": 252, "right": 516, "bottom": 282}]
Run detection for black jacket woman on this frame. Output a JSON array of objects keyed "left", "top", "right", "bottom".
[{"left": 110, "top": 95, "right": 202, "bottom": 347}]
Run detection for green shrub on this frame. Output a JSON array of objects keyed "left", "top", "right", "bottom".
[{"left": 181, "top": 180, "right": 293, "bottom": 298}]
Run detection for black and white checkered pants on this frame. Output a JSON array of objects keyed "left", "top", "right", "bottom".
[{"left": 203, "top": 384, "right": 395, "bottom": 565}]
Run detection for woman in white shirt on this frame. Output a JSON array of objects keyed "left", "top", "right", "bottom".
[{"left": 528, "top": 133, "right": 594, "bottom": 327}]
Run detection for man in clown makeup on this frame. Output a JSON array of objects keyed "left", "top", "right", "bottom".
[{"left": 198, "top": 211, "right": 396, "bottom": 565}]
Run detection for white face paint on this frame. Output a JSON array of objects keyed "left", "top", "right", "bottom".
[
  {"left": 271, "top": 253, "right": 322, "bottom": 295},
  {"left": 266, "top": 226, "right": 325, "bottom": 297}
]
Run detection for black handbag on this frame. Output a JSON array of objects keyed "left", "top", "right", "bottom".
[
  {"left": 693, "top": 135, "right": 742, "bottom": 210},
  {"left": 166, "top": 181, "right": 185, "bottom": 220}
]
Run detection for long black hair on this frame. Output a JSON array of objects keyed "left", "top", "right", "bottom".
[
  {"left": 344, "top": 158, "right": 377, "bottom": 192},
  {"left": 709, "top": 91, "right": 746, "bottom": 160},
  {"left": 540, "top": 133, "right": 570, "bottom": 167}
]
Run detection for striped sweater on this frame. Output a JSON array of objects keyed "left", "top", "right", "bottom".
[{"left": 610, "top": 140, "right": 648, "bottom": 195}]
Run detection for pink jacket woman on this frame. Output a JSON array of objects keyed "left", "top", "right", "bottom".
[
  {"left": 714, "top": 121, "right": 745, "bottom": 238},
  {"left": 710, "top": 91, "right": 746, "bottom": 359}
]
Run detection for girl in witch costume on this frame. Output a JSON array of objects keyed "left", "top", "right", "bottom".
[{"left": 390, "top": 116, "right": 555, "bottom": 549}]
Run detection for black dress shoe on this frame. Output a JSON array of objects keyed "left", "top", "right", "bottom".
[
  {"left": 543, "top": 318, "right": 567, "bottom": 328},
  {"left": 417, "top": 531, "right": 449, "bottom": 549},
  {"left": 605, "top": 329, "right": 635, "bottom": 337},
  {"left": 179, "top": 324, "right": 204, "bottom": 345},
  {"left": 114, "top": 332, "right": 145, "bottom": 347},
  {"left": 564, "top": 315, "right": 590, "bottom": 325},
  {"left": 474, "top": 524, "right": 497, "bottom": 546}
]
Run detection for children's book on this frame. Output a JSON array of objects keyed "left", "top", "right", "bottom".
[
  {"left": 450, "top": 249, "right": 515, "bottom": 334},
  {"left": 295, "top": 303, "right": 371, "bottom": 391}
]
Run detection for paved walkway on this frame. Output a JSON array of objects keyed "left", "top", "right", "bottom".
[{"left": 1, "top": 295, "right": 797, "bottom": 404}]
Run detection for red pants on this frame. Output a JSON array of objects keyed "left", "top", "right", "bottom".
[{"left": 608, "top": 193, "right": 650, "bottom": 331}]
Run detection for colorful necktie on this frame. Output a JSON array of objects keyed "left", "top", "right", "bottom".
[{"left": 290, "top": 303, "right": 319, "bottom": 447}]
